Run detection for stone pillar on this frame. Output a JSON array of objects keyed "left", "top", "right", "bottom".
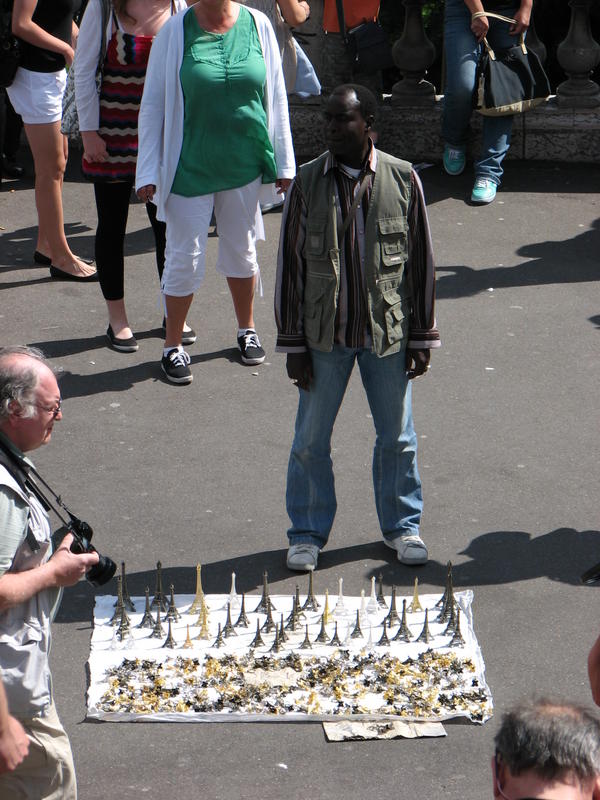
[
  {"left": 556, "top": 0, "right": 600, "bottom": 108},
  {"left": 391, "top": 0, "right": 436, "bottom": 106}
]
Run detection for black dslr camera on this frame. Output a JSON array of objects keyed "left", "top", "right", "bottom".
[{"left": 55, "top": 516, "right": 116, "bottom": 587}]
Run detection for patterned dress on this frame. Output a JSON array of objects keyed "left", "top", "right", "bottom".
[{"left": 82, "top": 20, "right": 153, "bottom": 181}]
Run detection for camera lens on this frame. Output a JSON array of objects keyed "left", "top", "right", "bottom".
[{"left": 86, "top": 555, "right": 117, "bottom": 587}]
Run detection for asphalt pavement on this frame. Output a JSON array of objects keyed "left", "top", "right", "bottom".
[{"left": 0, "top": 148, "right": 599, "bottom": 800}]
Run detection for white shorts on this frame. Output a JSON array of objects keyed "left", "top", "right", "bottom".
[
  {"left": 6, "top": 67, "right": 66, "bottom": 125},
  {"left": 163, "top": 177, "right": 265, "bottom": 297}
]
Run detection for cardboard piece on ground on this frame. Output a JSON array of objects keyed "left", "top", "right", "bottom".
[{"left": 323, "top": 721, "right": 446, "bottom": 741}]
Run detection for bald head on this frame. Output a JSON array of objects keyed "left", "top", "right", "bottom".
[{"left": 0, "top": 346, "right": 52, "bottom": 423}]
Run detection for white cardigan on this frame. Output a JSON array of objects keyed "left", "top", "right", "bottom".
[
  {"left": 135, "top": 6, "right": 296, "bottom": 219},
  {"left": 74, "top": 0, "right": 188, "bottom": 133}
]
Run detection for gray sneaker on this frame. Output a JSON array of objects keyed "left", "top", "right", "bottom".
[
  {"left": 286, "top": 543, "right": 320, "bottom": 571},
  {"left": 384, "top": 534, "right": 428, "bottom": 565}
]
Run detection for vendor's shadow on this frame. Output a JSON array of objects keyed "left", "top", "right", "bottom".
[{"left": 56, "top": 527, "right": 599, "bottom": 623}]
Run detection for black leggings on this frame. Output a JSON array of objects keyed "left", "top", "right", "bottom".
[{"left": 93, "top": 180, "right": 166, "bottom": 301}]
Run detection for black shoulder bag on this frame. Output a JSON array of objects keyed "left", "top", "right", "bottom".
[{"left": 334, "top": 0, "right": 394, "bottom": 76}]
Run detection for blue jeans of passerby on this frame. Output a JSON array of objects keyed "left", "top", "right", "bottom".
[
  {"left": 286, "top": 345, "right": 423, "bottom": 549},
  {"left": 442, "top": 0, "right": 520, "bottom": 185}
]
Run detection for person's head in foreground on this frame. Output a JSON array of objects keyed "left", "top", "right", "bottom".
[
  {"left": 324, "top": 83, "right": 376, "bottom": 168},
  {"left": 492, "top": 699, "right": 600, "bottom": 800}
]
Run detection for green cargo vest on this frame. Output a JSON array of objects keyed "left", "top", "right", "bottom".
[{"left": 298, "top": 149, "right": 413, "bottom": 357}]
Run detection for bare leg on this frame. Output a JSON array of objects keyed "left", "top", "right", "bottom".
[
  {"left": 226, "top": 275, "right": 256, "bottom": 330},
  {"left": 24, "top": 122, "right": 95, "bottom": 277},
  {"left": 106, "top": 299, "right": 133, "bottom": 340},
  {"left": 164, "top": 294, "right": 194, "bottom": 349}
]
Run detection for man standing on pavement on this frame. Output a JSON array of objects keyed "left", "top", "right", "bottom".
[
  {"left": 0, "top": 346, "right": 99, "bottom": 799},
  {"left": 275, "top": 84, "right": 440, "bottom": 572}
]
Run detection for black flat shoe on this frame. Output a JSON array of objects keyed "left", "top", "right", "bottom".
[
  {"left": 107, "top": 325, "right": 139, "bottom": 353},
  {"left": 49, "top": 264, "right": 98, "bottom": 282},
  {"left": 34, "top": 250, "right": 52, "bottom": 265}
]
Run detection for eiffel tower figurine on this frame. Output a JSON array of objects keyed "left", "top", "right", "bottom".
[
  {"left": 299, "top": 624, "right": 312, "bottom": 650},
  {"left": 328, "top": 621, "right": 341, "bottom": 646},
  {"left": 407, "top": 578, "right": 423, "bottom": 613},
  {"left": 118, "top": 561, "right": 136, "bottom": 612},
  {"left": 350, "top": 609, "right": 363, "bottom": 639},
  {"left": 322, "top": 590, "right": 331, "bottom": 625},
  {"left": 189, "top": 564, "right": 206, "bottom": 614},
  {"left": 443, "top": 597, "right": 457, "bottom": 636},
  {"left": 195, "top": 610, "right": 211, "bottom": 641},
  {"left": 137, "top": 587, "right": 155, "bottom": 629},
  {"left": 278, "top": 616, "right": 288, "bottom": 644},
  {"left": 255, "top": 571, "right": 276, "bottom": 613},
  {"left": 376, "top": 573, "right": 387, "bottom": 608},
  {"left": 284, "top": 597, "right": 299, "bottom": 632},
  {"left": 149, "top": 605, "right": 165, "bottom": 638},
  {"left": 392, "top": 600, "right": 413, "bottom": 642},
  {"left": 302, "top": 568, "right": 320, "bottom": 612},
  {"left": 222, "top": 602, "right": 237, "bottom": 637},
  {"left": 212, "top": 623, "right": 225, "bottom": 649},
  {"left": 194, "top": 596, "right": 210, "bottom": 630},
  {"left": 367, "top": 576, "right": 379, "bottom": 614},
  {"left": 449, "top": 608, "right": 465, "bottom": 647},
  {"left": 314, "top": 612, "right": 329, "bottom": 643},
  {"left": 162, "top": 619, "right": 176, "bottom": 648},
  {"left": 249, "top": 618, "right": 265, "bottom": 649},
  {"left": 110, "top": 576, "right": 128, "bottom": 626},
  {"left": 333, "top": 577, "right": 347, "bottom": 617},
  {"left": 377, "top": 618, "right": 390, "bottom": 646},
  {"left": 235, "top": 594, "right": 250, "bottom": 628},
  {"left": 260, "top": 598, "right": 276, "bottom": 633},
  {"left": 416, "top": 609, "right": 432, "bottom": 643},
  {"left": 294, "top": 585, "right": 307, "bottom": 622},
  {"left": 151, "top": 561, "right": 167, "bottom": 612},
  {"left": 165, "top": 584, "right": 181, "bottom": 622},
  {"left": 182, "top": 624, "right": 194, "bottom": 649},
  {"left": 385, "top": 587, "right": 400, "bottom": 627},
  {"left": 435, "top": 561, "right": 454, "bottom": 608},
  {"left": 227, "top": 571, "right": 240, "bottom": 610},
  {"left": 115, "top": 606, "right": 130, "bottom": 641},
  {"left": 269, "top": 624, "right": 282, "bottom": 653}
]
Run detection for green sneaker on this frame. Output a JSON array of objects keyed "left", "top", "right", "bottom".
[
  {"left": 443, "top": 145, "right": 466, "bottom": 176},
  {"left": 471, "top": 177, "right": 497, "bottom": 204}
]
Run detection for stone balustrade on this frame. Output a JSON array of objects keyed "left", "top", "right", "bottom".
[{"left": 289, "top": 0, "right": 600, "bottom": 164}]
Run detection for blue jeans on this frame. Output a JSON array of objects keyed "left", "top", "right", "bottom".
[
  {"left": 286, "top": 346, "right": 423, "bottom": 549},
  {"left": 442, "top": 0, "right": 520, "bottom": 185}
]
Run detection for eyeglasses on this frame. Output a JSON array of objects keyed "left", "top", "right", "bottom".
[{"left": 33, "top": 399, "right": 62, "bottom": 418}]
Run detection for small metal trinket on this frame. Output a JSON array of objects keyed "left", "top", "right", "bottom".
[
  {"left": 435, "top": 561, "right": 453, "bottom": 608},
  {"left": 235, "top": 593, "right": 250, "bottom": 628},
  {"left": 302, "top": 569, "right": 320, "bottom": 612},
  {"left": 270, "top": 624, "right": 282, "bottom": 653},
  {"left": 115, "top": 606, "right": 130, "bottom": 641},
  {"left": 137, "top": 587, "right": 155, "bottom": 629},
  {"left": 188, "top": 563, "right": 206, "bottom": 614},
  {"left": 443, "top": 598, "right": 457, "bottom": 635},
  {"left": 435, "top": 562, "right": 456, "bottom": 623},
  {"left": 449, "top": 608, "right": 465, "bottom": 647},
  {"left": 261, "top": 598, "right": 276, "bottom": 633},
  {"left": 182, "top": 624, "right": 194, "bottom": 649},
  {"left": 255, "top": 571, "right": 276, "bottom": 613},
  {"left": 367, "top": 577, "right": 379, "bottom": 614},
  {"left": 294, "top": 585, "right": 307, "bottom": 621},
  {"left": 314, "top": 613, "right": 329, "bottom": 643},
  {"left": 416, "top": 609, "right": 432, "bottom": 643},
  {"left": 322, "top": 589, "right": 331, "bottom": 625},
  {"left": 278, "top": 617, "right": 288, "bottom": 644},
  {"left": 284, "top": 597, "right": 299, "bottom": 632},
  {"left": 222, "top": 603, "right": 237, "bottom": 637},
  {"left": 165, "top": 584, "right": 181, "bottom": 622},
  {"left": 392, "top": 600, "right": 413, "bottom": 642},
  {"left": 350, "top": 609, "right": 363, "bottom": 639},
  {"left": 162, "top": 619, "right": 176, "bottom": 648},
  {"left": 149, "top": 605, "right": 165, "bottom": 638},
  {"left": 407, "top": 577, "right": 423, "bottom": 613},
  {"left": 299, "top": 624, "right": 312, "bottom": 650},
  {"left": 333, "top": 577, "right": 346, "bottom": 617},
  {"left": 227, "top": 571, "right": 240, "bottom": 610},
  {"left": 249, "top": 618, "right": 265, "bottom": 649},
  {"left": 151, "top": 561, "right": 167, "bottom": 612},
  {"left": 376, "top": 573, "right": 387, "bottom": 608},
  {"left": 359, "top": 589, "right": 368, "bottom": 624},
  {"left": 212, "top": 623, "right": 225, "bottom": 649},
  {"left": 385, "top": 586, "right": 400, "bottom": 626},
  {"left": 195, "top": 611, "right": 211, "bottom": 640},
  {"left": 377, "top": 618, "right": 390, "bottom": 646},
  {"left": 110, "top": 576, "right": 129, "bottom": 626},
  {"left": 119, "top": 561, "right": 136, "bottom": 612},
  {"left": 328, "top": 622, "right": 341, "bottom": 646}
]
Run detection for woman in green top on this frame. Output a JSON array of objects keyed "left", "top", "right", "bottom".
[{"left": 136, "top": 0, "right": 295, "bottom": 385}]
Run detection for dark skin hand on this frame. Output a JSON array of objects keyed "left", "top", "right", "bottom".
[{"left": 287, "top": 348, "right": 430, "bottom": 390}]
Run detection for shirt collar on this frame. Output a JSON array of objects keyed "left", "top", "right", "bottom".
[
  {"left": 324, "top": 139, "right": 378, "bottom": 176},
  {"left": 0, "top": 430, "right": 33, "bottom": 473}
]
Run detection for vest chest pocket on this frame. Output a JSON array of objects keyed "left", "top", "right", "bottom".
[
  {"left": 303, "top": 220, "right": 329, "bottom": 262},
  {"left": 378, "top": 217, "right": 407, "bottom": 270}
]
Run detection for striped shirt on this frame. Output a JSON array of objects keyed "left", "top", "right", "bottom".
[{"left": 275, "top": 144, "right": 441, "bottom": 353}]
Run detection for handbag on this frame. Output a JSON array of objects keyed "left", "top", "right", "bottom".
[
  {"left": 0, "top": 0, "right": 20, "bottom": 89},
  {"left": 472, "top": 12, "right": 550, "bottom": 117},
  {"left": 61, "top": 0, "right": 111, "bottom": 138},
  {"left": 334, "top": 0, "right": 394, "bottom": 76}
]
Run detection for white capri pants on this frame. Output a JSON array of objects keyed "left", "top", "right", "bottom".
[
  {"left": 162, "top": 176, "right": 266, "bottom": 297},
  {"left": 7, "top": 67, "right": 66, "bottom": 125}
]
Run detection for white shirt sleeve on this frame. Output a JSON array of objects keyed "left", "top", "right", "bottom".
[{"left": 74, "top": 0, "right": 108, "bottom": 132}]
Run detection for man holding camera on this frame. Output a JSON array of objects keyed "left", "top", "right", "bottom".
[{"left": 0, "top": 345, "right": 99, "bottom": 799}]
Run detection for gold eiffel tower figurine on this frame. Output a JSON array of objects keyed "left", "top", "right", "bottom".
[
  {"left": 189, "top": 564, "right": 205, "bottom": 614},
  {"left": 407, "top": 577, "right": 423, "bottom": 613}
]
